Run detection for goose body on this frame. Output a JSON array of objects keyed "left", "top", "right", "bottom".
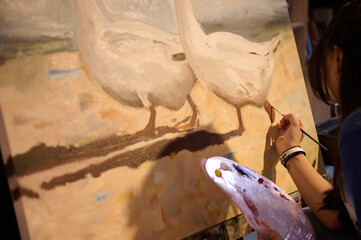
[
  {"left": 74, "top": 0, "right": 197, "bottom": 134},
  {"left": 174, "top": 0, "right": 282, "bottom": 131}
]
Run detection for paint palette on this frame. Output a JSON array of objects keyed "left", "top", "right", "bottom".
[{"left": 202, "top": 157, "right": 315, "bottom": 240}]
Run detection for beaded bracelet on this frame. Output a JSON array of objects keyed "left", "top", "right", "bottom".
[{"left": 280, "top": 146, "right": 306, "bottom": 168}]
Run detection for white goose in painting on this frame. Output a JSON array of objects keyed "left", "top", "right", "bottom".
[
  {"left": 74, "top": 0, "right": 197, "bottom": 136},
  {"left": 174, "top": 0, "right": 283, "bottom": 133}
]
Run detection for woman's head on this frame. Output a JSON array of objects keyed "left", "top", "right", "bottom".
[
  {"left": 311, "top": 1, "right": 361, "bottom": 220},
  {"left": 309, "top": 0, "right": 361, "bottom": 119}
]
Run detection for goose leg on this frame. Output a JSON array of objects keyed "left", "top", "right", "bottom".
[
  {"left": 187, "top": 94, "right": 199, "bottom": 128},
  {"left": 264, "top": 101, "right": 275, "bottom": 123},
  {"left": 176, "top": 94, "right": 199, "bottom": 131},
  {"left": 138, "top": 106, "right": 156, "bottom": 136},
  {"left": 235, "top": 105, "right": 246, "bottom": 133}
]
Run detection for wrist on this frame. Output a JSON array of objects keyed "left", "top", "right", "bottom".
[
  {"left": 277, "top": 142, "right": 301, "bottom": 155},
  {"left": 284, "top": 153, "right": 305, "bottom": 170},
  {"left": 280, "top": 146, "right": 306, "bottom": 169}
]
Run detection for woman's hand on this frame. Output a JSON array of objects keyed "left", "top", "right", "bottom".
[
  {"left": 257, "top": 228, "right": 283, "bottom": 240},
  {"left": 276, "top": 113, "right": 304, "bottom": 154}
]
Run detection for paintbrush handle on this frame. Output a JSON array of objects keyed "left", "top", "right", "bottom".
[
  {"left": 300, "top": 128, "right": 328, "bottom": 151},
  {"left": 272, "top": 107, "right": 328, "bottom": 151}
]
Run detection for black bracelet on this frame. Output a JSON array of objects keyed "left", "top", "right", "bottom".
[
  {"left": 280, "top": 146, "right": 306, "bottom": 168},
  {"left": 282, "top": 151, "right": 306, "bottom": 168}
]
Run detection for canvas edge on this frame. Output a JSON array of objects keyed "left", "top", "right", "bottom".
[{"left": 0, "top": 105, "right": 31, "bottom": 240}]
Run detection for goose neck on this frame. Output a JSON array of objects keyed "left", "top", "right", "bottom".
[
  {"left": 74, "top": 0, "right": 109, "bottom": 30},
  {"left": 174, "top": 0, "right": 206, "bottom": 41}
]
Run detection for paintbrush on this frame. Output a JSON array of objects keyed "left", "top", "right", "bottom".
[{"left": 272, "top": 107, "right": 328, "bottom": 151}]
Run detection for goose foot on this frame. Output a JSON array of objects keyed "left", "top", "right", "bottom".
[
  {"left": 136, "top": 127, "right": 156, "bottom": 138},
  {"left": 234, "top": 126, "right": 245, "bottom": 136},
  {"left": 264, "top": 101, "right": 275, "bottom": 123},
  {"left": 136, "top": 106, "right": 156, "bottom": 137},
  {"left": 176, "top": 121, "right": 196, "bottom": 132},
  {"left": 176, "top": 94, "right": 199, "bottom": 131}
]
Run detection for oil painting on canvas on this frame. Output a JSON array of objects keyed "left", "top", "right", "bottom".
[{"left": 0, "top": 0, "right": 320, "bottom": 239}]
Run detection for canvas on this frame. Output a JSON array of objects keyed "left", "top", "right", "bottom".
[{"left": 0, "top": 0, "right": 320, "bottom": 239}]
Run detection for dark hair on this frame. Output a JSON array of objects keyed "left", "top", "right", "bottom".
[
  {"left": 309, "top": 0, "right": 361, "bottom": 119},
  {"left": 308, "top": 0, "right": 361, "bottom": 226}
]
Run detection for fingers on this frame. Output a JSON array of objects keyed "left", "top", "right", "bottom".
[
  {"left": 279, "top": 118, "right": 289, "bottom": 129},
  {"left": 282, "top": 113, "right": 300, "bottom": 126},
  {"left": 278, "top": 113, "right": 302, "bottom": 129},
  {"left": 275, "top": 113, "right": 304, "bottom": 154}
]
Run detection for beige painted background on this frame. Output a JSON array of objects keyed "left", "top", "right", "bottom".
[{"left": 0, "top": 0, "right": 320, "bottom": 239}]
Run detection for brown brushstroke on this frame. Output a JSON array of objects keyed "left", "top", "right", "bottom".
[
  {"left": 19, "top": 187, "right": 40, "bottom": 199},
  {"left": 173, "top": 96, "right": 199, "bottom": 131},
  {"left": 152, "top": 40, "right": 168, "bottom": 46},
  {"left": 12, "top": 126, "right": 177, "bottom": 176},
  {"left": 171, "top": 52, "right": 186, "bottom": 61},
  {"left": 186, "top": 94, "right": 199, "bottom": 128},
  {"left": 265, "top": 101, "right": 275, "bottom": 123},
  {"left": 138, "top": 106, "right": 157, "bottom": 136},
  {"left": 41, "top": 129, "right": 242, "bottom": 190},
  {"left": 5, "top": 156, "right": 15, "bottom": 177},
  {"left": 41, "top": 138, "right": 170, "bottom": 190},
  {"left": 12, "top": 186, "right": 39, "bottom": 200},
  {"left": 174, "top": 116, "right": 192, "bottom": 127}
]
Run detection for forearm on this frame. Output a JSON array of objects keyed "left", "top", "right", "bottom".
[{"left": 286, "top": 154, "right": 343, "bottom": 230}]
